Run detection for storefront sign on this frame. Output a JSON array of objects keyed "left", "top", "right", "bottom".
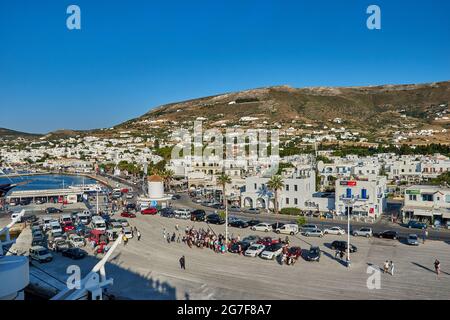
[
  {"left": 340, "top": 181, "right": 357, "bottom": 186},
  {"left": 406, "top": 190, "right": 420, "bottom": 195}
]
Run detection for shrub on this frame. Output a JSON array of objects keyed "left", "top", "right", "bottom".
[
  {"left": 280, "top": 207, "right": 302, "bottom": 216},
  {"left": 297, "top": 216, "right": 307, "bottom": 226}
]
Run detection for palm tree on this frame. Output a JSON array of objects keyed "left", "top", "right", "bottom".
[
  {"left": 267, "top": 175, "right": 284, "bottom": 214},
  {"left": 217, "top": 172, "right": 231, "bottom": 207},
  {"left": 161, "top": 169, "right": 175, "bottom": 192}
]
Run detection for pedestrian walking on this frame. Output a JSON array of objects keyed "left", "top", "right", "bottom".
[
  {"left": 422, "top": 229, "right": 428, "bottom": 244},
  {"left": 335, "top": 250, "right": 340, "bottom": 259},
  {"left": 122, "top": 234, "right": 128, "bottom": 246},
  {"left": 389, "top": 261, "right": 395, "bottom": 276},
  {"left": 434, "top": 259, "right": 441, "bottom": 278},
  {"left": 137, "top": 230, "right": 141, "bottom": 241},
  {"left": 167, "top": 233, "right": 171, "bottom": 244},
  {"left": 163, "top": 231, "right": 167, "bottom": 242},
  {"left": 175, "top": 224, "right": 179, "bottom": 231},
  {"left": 339, "top": 250, "right": 345, "bottom": 260},
  {"left": 383, "top": 260, "right": 389, "bottom": 273},
  {"left": 179, "top": 255, "right": 186, "bottom": 270}
]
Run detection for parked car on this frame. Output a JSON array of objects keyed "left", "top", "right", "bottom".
[
  {"left": 275, "top": 224, "right": 299, "bottom": 235},
  {"left": 69, "top": 234, "right": 86, "bottom": 247},
  {"left": 171, "top": 194, "right": 181, "bottom": 200},
  {"left": 29, "top": 246, "right": 53, "bottom": 263},
  {"left": 123, "top": 227, "right": 133, "bottom": 239},
  {"left": 45, "top": 207, "right": 63, "bottom": 214},
  {"left": 125, "top": 193, "right": 134, "bottom": 200},
  {"left": 330, "top": 240, "right": 357, "bottom": 253},
  {"left": 117, "top": 219, "right": 129, "bottom": 227},
  {"left": 245, "top": 208, "right": 260, "bottom": 214},
  {"left": 407, "top": 220, "right": 428, "bottom": 230},
  {"left": 62, "top": 248, "right": 87, "bottom": 260},
  {"left": 120, "top": 212, "right": 136, "bottom": 218},
  {"left": 322, "top": 212, "right": 334, "bottom": 219},
  {"left": 241, "top": 235, "right": 261, "bottom": 245},
  {"left": 301, "top": 224, "right": 318, "bottom": 232},
  {"left": 228, "top": 220, "right": 249, "bottom": 228},
  {"left": 50, "top": 239, "right": 70, "bottom": 252},
  {"left": 246, "top": 219, "right": 261, "bottom": 227},
  {"left": 62, "top": 222, "right": 75, "bottom": 233},
  {"left": 323, "top": 226, "right": 345, "bottom": 235},
  {"left": 228, "top": 241, "right": 251, "bottom": 254},
  {"left": 375, "top": 230, "right": 399, "bottom": 240},
  {"left": 141, "top": 207, "right": 158, "bottom": 215},
  {"left": 229, "top": 205, "right": 241, "bottom": 212},
  {"left": 260, "top": 243, "right": 284, "bottom": 260},
  {"left": 251, "top": 223, "right": 272, "bottom": 232},
  {"left": 352, "top": 227, "right": 373, "bottom": 237},
  {"left": 271, "top": 222, "right": 285, "bottom": 230},
  {"left": 174, "top": 208, "right": 191, "bottom": 219},
  {"left": 126, "top": 203, "right": 137, "bottom": 211},
  {"left": 303, "top": 229, "right": 324, "bottom": 237},
  {"left": 210, "top": 203, "right": 225, "bottom": 210},
  {"left": 257, "top": 237, "right": 280, "bottom": 247},
  {"left": 192, "top": 198, "right": 202, "bottom": 203},
  {"left": 304, "top": 246, "right": 321, "bottom": 262},
  {"left": 407, "top": 234, "right": 419, "bottom": 246},
  {"left": 160, "top": 207, "right": 175, "bottom": 218},
  {"left": 244, "top": 243, "right": 266, "bottom": 257},
  {"left": 191, "top": 209, "right": 206, "bottom": 221},
  {"left": 32, "top": 230, "right": 45, "bottom": 242},
  {"left": 206, "top": 214, "right": 225, "bottom": 225}
]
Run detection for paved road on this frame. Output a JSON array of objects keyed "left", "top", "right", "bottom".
[{"left": 173, "top": 193, "right": 450, "bottom": 242}]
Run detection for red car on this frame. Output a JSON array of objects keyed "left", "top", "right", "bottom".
[
  {"left": 257, "top": 237, "right": 280, "bottom": 247},
  {"left": 141, "top": 207, "right": 158, "bottom": 215},
  {"left": 287, "top": 246, "right": 302, "bottom": 260},
  {"left": 63, "top": 223, "right": 75, "bottom": 232},
  {"left": 120, "top": 212, "right": 136, "bottom": 218}
]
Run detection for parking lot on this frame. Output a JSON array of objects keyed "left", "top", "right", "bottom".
[{"left": 24, "top": 209, "right": 450, "bottom": 300}]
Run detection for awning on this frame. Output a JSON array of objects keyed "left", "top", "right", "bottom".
[
  {"left": 441, "top": 209, "right": 450, "bottom": 219},
  {"left": 413, "top": 208, "right": 433, "bottom": 217}
]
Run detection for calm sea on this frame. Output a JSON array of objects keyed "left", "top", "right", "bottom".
[{"left": 0, "top": 175, "right": 98, "bottom": 191}]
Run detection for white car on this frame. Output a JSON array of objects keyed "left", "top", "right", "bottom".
[
  {"left": 174, "top": 208, "right": 191, "bottom": 219},
  {"left": 123, "top": 227, "right": 133, "bottom": 239},
  {"left": 260, "top": 243, "right": 284, "bottom": 260},
  {"left": 126, "top": 193, "right": 134, "bottom": 199},
  {"left": 407, "top": 234, "right": 419, "bottom": 246},
  {"left": 69, "top": 234, "right": 85, "bottom": 247},
  {"left": 251, "top": 223, "right": 271, "bottom": 232},
  {"left": 324, "top": 226, "right": 345, "bottom": 235},
  {"left": 29, "top": 246, "right": 53, "bottom": 263},
  {"left": 244, "top": 244, "right": 266, "bottom": 257}
]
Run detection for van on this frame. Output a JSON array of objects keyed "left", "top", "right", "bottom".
[
  {"left": 275, "top": 224, "right": 299, "bottom": 235},
  {"left": 77, "top": 212, "right": 90, "bottom": 225},
  {"left": 91, "top": 216, "right": 107, "bottom": 231},
  {"left": 60, "top": 214, "right": 72, "bottom": 225},
  {"left": 29, "top": 246, "right": 53, "bottom": 263}
]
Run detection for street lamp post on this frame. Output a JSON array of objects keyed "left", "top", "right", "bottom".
[
  {"left": 225, "top": 198, "right": 228, "bottom": 248},
  {"left": 340, "top": 195, "right": 357, "bottom": 268}
]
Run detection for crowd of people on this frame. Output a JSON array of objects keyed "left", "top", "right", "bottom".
[{"left": 181, "top": 226, "right": 228, "bottom": 253}]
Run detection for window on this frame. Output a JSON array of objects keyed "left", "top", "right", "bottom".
[
  {"left": 286, "top": 198, "right": 289, "bottom": 205},
  {"left": 446, "top": 195, "right": 450, "bottom": 203},
  {"left": 294, "top": 185, "right": 298, "bottom": 191},
  {"left": 254, "top": 183, "right": 257, "bottom": 190},
  {"left": 422, "top": 194, "right": 433, "bottom": 202},
  {"left": 286, "top": 185, "right": 290, "bottom": 191},
  {"left": 294, "top": 198, "right": 298, "bottom": 205},
  {"left": 409, "top": 195, "right": 417, "bottom": 201}
]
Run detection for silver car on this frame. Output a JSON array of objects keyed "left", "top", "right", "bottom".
[
  {"left": 407, "top": 234, "right": 419, "bottom": 246},
  {"left": 352, "top": 227, "right": 372, "bottom": 237},
  {"left": 303, "top": 228, "right": 324, "bottom": 237}
]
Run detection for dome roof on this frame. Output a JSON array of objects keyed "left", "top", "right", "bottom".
[{"left": 148, "top": 175, "right": 163, "bottom": 182}]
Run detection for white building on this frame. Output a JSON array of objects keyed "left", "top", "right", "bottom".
[
  {"left": 335, "top": 176, "right": 387, "bottom": 219},
  {"left": 402, "top": 185, "right": 450, "bottom": 227},
  {"left": 240, "top": 167, "right": 335, "bottom": 212}
]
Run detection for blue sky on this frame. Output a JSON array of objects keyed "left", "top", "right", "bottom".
[{"left": 0, "top": 0, "right": 449, "bottom": 133}]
